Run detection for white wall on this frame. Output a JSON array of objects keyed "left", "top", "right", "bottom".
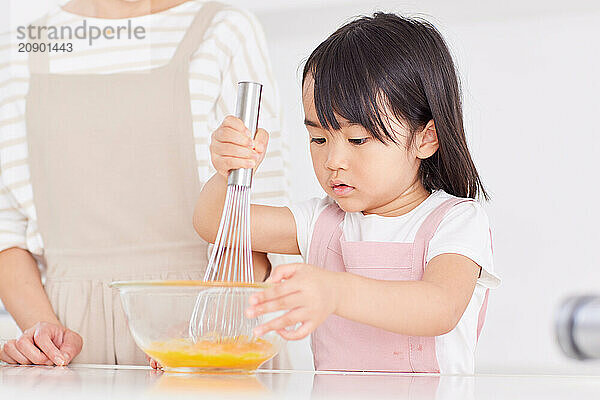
[{"left": 3, "top": 0, "right": 600, "bottom": 375}]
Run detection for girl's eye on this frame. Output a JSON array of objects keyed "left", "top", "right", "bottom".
[
  {"left": 348, "top": 138, "right": 369, "bottom": 145},
  {"left": 310, "top": 138, "right": 326, "bottom": 144}
]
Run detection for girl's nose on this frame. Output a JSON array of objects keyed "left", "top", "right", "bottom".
[{"left": 324, "top": 144, "right": 349, "bottom": 171}]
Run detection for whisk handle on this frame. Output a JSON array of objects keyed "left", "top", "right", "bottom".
[{"left": 228, "top": 81, "right": 263, "bottom": 188}]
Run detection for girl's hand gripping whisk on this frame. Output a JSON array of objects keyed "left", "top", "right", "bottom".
[{"left": 210, "top": 115, "right": 269, "bottom": 179}]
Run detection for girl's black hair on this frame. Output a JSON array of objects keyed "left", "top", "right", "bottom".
[{"left": 302, "top": 12, "right": 488, "bottom": 200}]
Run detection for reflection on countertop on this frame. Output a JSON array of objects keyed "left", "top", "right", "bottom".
[{"left": 1, "top": 364, "right": 600, "bottom": 399}]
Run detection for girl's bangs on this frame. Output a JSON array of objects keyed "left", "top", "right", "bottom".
[{"left": 305, "top": 36, "right": 398, "bottom": 144}]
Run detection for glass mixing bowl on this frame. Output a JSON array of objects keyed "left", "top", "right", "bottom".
[{"left": 110, "top": 280, "right": 285, "bottom": 373}]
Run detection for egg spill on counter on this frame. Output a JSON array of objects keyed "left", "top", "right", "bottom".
[{"left": 144, "top": 336, "right": 276, "bottom": 370}]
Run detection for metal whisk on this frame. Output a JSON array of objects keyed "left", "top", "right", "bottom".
[{"left": 189, "top": 81, "right": 262, "bottom": 343}]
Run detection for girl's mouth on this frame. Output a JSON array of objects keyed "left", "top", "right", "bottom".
[{"left": 332, "top": 184, "right": 355, "bottom": 196}]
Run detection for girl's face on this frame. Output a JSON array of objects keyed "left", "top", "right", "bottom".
[{"left": 302, "top": 77, "right": 435, "bottom": 216}]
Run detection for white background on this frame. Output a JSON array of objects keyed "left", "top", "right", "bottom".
[{"left": 2, "top": 0, "right": 600, "bottom": 375}]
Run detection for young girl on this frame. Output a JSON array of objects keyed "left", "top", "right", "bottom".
[{"left": 194, "top": 12, "right": 501, "bottom": 374}]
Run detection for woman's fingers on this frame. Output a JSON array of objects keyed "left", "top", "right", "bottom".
[
  {"left": 32, "top": 325, "right": 68, "bottom": 366},
  {"left": 145, "top": 354, "right": 158, "bottom": 369},
  {"left": 0, "top": 323, "right": 82, "bottom": 366},
  {"left": 148, "top": 356, "right": 163, "bottom": 370},
  {"left": 15, "top": 334, "right": 52, "bottom": 365},
  {"left": 0, "top": 343, "right": 18, "bottom": 364},
  {"left": 59, "top": 330, "right": 83, "bottom": 365},
  {"left": 2, "top": 340, "right": 31, "bottom": 365}
]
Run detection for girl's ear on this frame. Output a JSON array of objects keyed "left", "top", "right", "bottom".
[{"left": 415, "top": 120, "right": 439, "bottom": 159}]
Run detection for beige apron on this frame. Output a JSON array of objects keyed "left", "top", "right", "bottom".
[{"left": 24, "top": 2, "right": 221, "bottom": 365}]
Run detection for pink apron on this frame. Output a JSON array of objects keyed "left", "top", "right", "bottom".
[{"left": 308, "top": 198, "right": 490, "bottom": 372}]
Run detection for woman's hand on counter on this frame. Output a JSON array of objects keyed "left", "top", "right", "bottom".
[
  {"left": 0, "top": 322, "right": 82, "bottom": 366},
  {"left": 146, "top": 354, "right": 162, "bottom": 370}
]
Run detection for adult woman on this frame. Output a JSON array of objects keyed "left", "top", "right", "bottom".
[{"left": 0, "top": 0, "right": 288, "bottom": 365}]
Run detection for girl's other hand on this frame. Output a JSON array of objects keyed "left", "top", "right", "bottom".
[
  {"left": 210, "top": 115, "right": 269, "bottom": 178},
  {"left": 245, "top": 263, "right": 339, "bottom": 340},
  {"left": 0, "top": 322, "right": 82, "bottom": 366}
]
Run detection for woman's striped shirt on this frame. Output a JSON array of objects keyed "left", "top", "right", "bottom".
[{"left": 0, "top": 0, "right": 289, "bottom": 257}]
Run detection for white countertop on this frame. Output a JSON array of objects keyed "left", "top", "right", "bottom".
[{"left": 1, "top": 364, "right": 600, "bottom": 399}]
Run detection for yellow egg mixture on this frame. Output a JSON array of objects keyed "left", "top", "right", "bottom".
[{"left": 144, "top": 337, "right": 276, "bottom": 370}]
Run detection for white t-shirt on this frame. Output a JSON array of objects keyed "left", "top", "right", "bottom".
[{"left": 289, "top": 190, "right": 501, "bottom": 374}]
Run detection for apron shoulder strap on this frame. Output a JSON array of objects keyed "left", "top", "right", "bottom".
[
  {"left": 307, "top": 201, "right": 345, "bottom": 266},
  {"left": 413, "top": 197, "right": 474, "bottom": 270},
  {"left": 171, "top": 1, "right": 227, "bottom": 64},
  {"left": 27, "top": 14, "right": 51, "bottom": 74}
]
